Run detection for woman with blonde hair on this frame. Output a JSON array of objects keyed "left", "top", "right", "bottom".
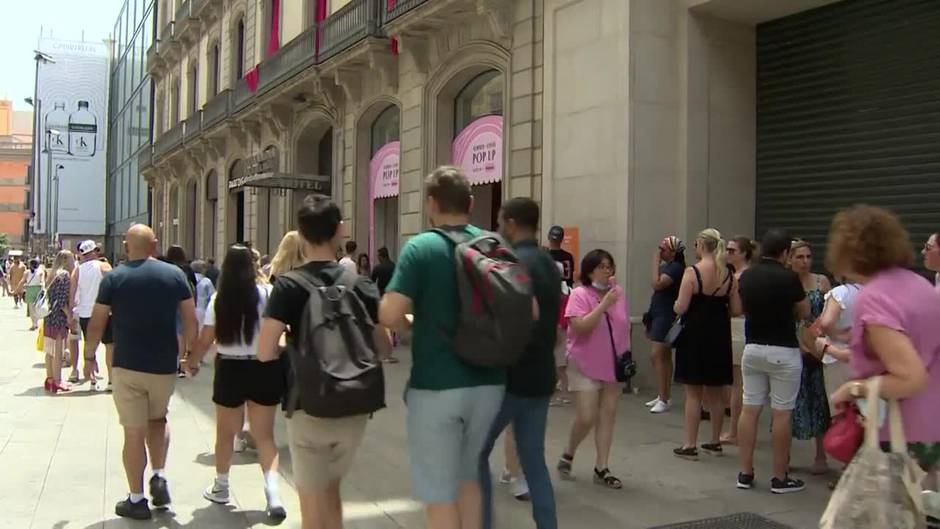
[
  {"left": 672, "top": 228, "right": 740, "bottom": 460},
  {"left": 43, "top": 250, "right": 76, "bottom": 393},
  {"left": 269, "top": 231, "right": 309, "bottom": 279}
]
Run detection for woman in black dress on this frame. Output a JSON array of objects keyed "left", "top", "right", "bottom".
[{"left": 672, "top": 228, "right": 741, "bottom": 460}]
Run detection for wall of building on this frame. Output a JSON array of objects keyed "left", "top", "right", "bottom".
[{"left": 106, "top": 0, "right": 154, "bottom": 257}]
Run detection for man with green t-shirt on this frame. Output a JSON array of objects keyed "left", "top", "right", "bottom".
[{"left": 379, "top": 166, "right": 505, "bottom": 529}]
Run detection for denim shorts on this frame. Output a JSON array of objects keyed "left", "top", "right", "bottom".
[
  {"left": 405, "top": 385, "right": 504, "bottom": 503},
  {"left": 741, "top": 344, "right": 802, "bottom": 410}
]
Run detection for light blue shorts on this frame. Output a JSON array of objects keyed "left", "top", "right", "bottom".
[{"left": 406, "top": 385, "right": 505, "bottom": 503}]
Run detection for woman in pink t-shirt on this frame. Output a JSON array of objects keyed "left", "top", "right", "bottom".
[
  {"left": 556, "top": 249, "right": 630, "bottom": 490},
  {"left": 828, "top": 206, "right": 940, "bottom": 482}
]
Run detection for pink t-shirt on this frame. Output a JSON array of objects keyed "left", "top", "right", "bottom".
[
  {"left": 851, "top": 267, "right": 940, "bottom": 443},
  {"left": 565, "top": 285, "right": 631, "bottom": 382}
]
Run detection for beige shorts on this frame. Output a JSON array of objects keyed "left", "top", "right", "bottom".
[
  {"left": 287, "top": 411, "right": 368, "bottom": 490},
  {"left": 112, "top": 367, "right": 176, "bottom": 428},
  {"left": 566, "top": 358, "right": 608, "bottom": 392}
]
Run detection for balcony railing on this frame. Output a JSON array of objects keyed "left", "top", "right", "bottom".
[
  {"left": 258, "top": 26, "right": 317, "bottom": 95},
  {"left": 232, "top": 79, "right": 254, "bottom": 112},
  {"left": 380, "top": 0, "right": 427, "bottom": 25},
  {"left": 320, "top": 0, "right": 381, "bottom": 61},
  {"left": 154, "top": 121, "right": 184, "bottom": 158},
  {"left": 183, "top": 111, "right": 202, "bottom": 143},
  {"left": 138, "top": 145, "right": 152, "bottom": 171},
  {"left": 202, "top": 90, "right": 231, "bottom": 129}
]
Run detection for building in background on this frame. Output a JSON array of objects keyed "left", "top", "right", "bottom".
[
  {"left": 106, "top": 0, "right": 155, "bottom": 259},
  {"left": 33, "top": 38, "right": 110, "bottom": 252},
  {"left": 140, "top": 0, "right": 940, "bottom": 305},
  {"left": 0, "top": 100, "right": 33, "bottom": 249}
]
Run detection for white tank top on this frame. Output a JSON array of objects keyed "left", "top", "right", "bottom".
[{"left": 75, "top": 260, "right": 103, "bottom": 318}]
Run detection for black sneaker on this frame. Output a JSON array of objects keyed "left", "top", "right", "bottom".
[
  {"left": 115, "top": 497, "right": 152, "bottom": 520},
  {"left": 770, "top": 475, "right": 805, "bottom": 494},
  {"left": 673, "top": 446, "right": 698, "bottom": 460},
  {"left": 149, "top": 475, "right": 171, "bottom": 508},
  {"left": 736, "top": 472, "right": 755, "bottom": 489},
  {"left": 701, "top": 443, "right": 723, "bottom": 456}
]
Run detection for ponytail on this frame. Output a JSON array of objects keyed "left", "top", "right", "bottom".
[{"left": 697, "top": 228, "right": 728, "bottom": 280}]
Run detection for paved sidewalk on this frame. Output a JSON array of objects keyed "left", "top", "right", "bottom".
[{"left": 0, "top": 301, "right": 831, "bottom": 529}]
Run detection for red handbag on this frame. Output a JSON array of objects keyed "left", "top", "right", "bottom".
[{"left": 824, "top": 403, "right": 864, "bottom": 464}]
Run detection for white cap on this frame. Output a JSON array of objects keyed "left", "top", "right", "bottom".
[{"left": 78, "top": 240, "right": 98, "bottom": 255}]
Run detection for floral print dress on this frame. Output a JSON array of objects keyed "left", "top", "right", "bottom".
[
  {"left": 42, "top": 271, "right": 71, "bottom": 340},
  {"left": 792, "top": 275, "right": 831, "bottom": 440}
]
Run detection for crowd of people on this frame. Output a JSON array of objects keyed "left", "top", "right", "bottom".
[{"left": 5, "top": 164, "right": 939, "bottom": 529}]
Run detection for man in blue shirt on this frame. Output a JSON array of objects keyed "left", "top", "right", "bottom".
[{"left": 84, "top": 224, "right": 198, "bottom": 520}]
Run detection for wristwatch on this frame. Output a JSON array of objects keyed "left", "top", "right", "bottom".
[{"left": 849, "top": 381, "right": 865, "bottom": 398}]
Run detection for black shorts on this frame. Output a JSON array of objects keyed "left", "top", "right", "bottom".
[
  {"left": 646, "top": 312, "right": 675, "bottom": 343},
  {"left": 79, "top": 317, "right": 114, "bottom": 345},
  {"left": 213, "top": 357, "right": 285, "bottom": 408}
]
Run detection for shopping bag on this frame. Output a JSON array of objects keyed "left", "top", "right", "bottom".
[
  {"left": 820, "top": 376, "right": 927, "bottom": 529},
  {"left": 35, "top": 322, "right": 44, "bottom": 352}
]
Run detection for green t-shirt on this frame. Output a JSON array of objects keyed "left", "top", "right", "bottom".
[{"left": 386, "top": 225, "right": 506, "bottom": 390}]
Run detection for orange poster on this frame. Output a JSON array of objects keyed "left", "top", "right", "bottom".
[{"left": 561, "top": 226, "right": 579, "bottom": 277}]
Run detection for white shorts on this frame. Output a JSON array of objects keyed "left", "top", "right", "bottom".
[{"left": 741, "top": 344, "right": 802, "bottom": 410}]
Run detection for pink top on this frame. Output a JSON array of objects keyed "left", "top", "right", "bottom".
[
  {"left": 565, "top": 285, "right": 631, "bottom": 382},
  {"left": 851, "top": 267, "right": 940, "bottom": 443}
]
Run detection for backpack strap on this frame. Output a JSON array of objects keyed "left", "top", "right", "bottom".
[{"left": 431, "top": 228, "right": 469, "bottom": 246}]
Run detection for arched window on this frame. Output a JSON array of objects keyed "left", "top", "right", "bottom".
[
  {"left": 371, "top": 105, "right": 400, "bottom": 156},
  {"left": 188, "top": 62, "right": 198, "bottom": 116},
  {"left": 205, "top": 170, "right": 218, "bottom": 258},
  {"left": 171, "top": 79, "right": 181, "bottom": 124},
  {"left": 454, "top": 70, "right": 503, "bottom": 134}
]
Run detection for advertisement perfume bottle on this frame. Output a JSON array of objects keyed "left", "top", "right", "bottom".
[
  {"left": 44, "top": 102, "right": 69, "bottom": 154},
  {"left": 68, "top": 101, "right": 97, "bottom": 157}
]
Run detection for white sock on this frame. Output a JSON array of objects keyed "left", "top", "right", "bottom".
[
  {"left": 216, "top": 473, "right": 229, "bottom": 487},
  {"left": 129, "top": 492, "right": 145, "bottom": 503},
  {"left": 152, "top": 468, "right": 166, "bottom": 479},
  {"left": 264, "top": 471, "right": 279, "bottom": 492}
]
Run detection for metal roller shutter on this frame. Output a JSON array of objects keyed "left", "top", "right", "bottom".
[{"left": 755, "top": 0, "right": 940, "bottom": 262}]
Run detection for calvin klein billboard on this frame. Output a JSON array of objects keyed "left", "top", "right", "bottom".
[{"left": 34, "top": 38, "right": 108, "bottom": 237}]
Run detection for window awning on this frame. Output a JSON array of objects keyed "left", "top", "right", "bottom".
[{"left": 228, "top": 172, "right": 331, "bottom": 193}]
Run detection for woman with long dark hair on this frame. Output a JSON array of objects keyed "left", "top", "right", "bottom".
[
  {"left": 188, "top": 245, "right": 286, "bottom": 520},
  {"left": 557, "top": 249, "right": 631, "bottom": 489}
]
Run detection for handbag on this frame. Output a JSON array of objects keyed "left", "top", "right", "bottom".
[
  {"left": 824, "top": 402, "right": 864, "bottom": 464},
  {"left": 604, "top": 313, "right": 636, "bottom": 382},
  {"left": 820, "top": 376, "right": 927, "bottom": 529},
  {"left": 664, "top": 317, "right": 684, "bottom": 346},
  {"left": 34, "top": 288, "right": 52, "bottom": 319}
]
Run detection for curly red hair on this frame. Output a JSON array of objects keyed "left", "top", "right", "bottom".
[{"left": 826, "top": 205, "right": 914, "bottom": 277}]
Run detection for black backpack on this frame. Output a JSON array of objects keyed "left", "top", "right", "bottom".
[
  {"left": 433, "top": 229, "right": 535, "bottom": 368},
  {"left": 282, "top": 269, "right": 385, "bottom": 419}
]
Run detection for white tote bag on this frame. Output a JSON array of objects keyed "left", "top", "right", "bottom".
[{"left": 820, "top": 376, "right": 927, "bottom": 529}]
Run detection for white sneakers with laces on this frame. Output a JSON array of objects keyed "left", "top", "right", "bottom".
[{"left": 648, "top": 398, "right": 671, "bottom": 414}]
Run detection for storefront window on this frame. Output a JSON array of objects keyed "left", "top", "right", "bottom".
[
  {"left": 371, "top": 106, "right": 400, "bottom": 155},
  {"left": 454, "top": 70, "right": 503, "bottom": 134}
]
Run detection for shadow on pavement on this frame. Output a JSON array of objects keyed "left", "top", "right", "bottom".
[
  {"left": 193, "top": 451, "right": 265, "bottom": 468},
  {"left": 78, "top": 503, "right": 286, "bottom": 528}
]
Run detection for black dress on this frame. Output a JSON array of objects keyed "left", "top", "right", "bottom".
[{"left": 674, "top": 265, "right": 733, "bottom": 386}]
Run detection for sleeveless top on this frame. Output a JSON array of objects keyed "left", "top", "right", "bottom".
[{"left": 75, "top": 260, "right": 104, "bottom": 319}]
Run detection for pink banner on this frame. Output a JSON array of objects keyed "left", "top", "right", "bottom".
[
  {"left": 369, "top": 141, "right": 400, "bottom": 199},
  {"left": 369, "top": 141, "right": 400, "bottom": 264},
  {"left": 452, "top": 115, "right": 503, "bottom": 185}
]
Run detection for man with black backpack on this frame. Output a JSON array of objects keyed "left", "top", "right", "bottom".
[
  {"left": 380, "top": 166, "right": 528, "bottom": 529},
  {"left": 478, "top": 198, "right": 561, "bottom": 529},
  {"left": 258, "top": 195, "right": 388, "bottom": 529}
]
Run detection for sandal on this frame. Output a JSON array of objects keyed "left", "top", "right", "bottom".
[
  {"left": 557, "top": 453, "right": 574, "bottom": 480},
  {"left": 673, "top": 446, "right": 699, "bottom": 460},
  {"left": 593, "top": 468, "right": 623, "bottom": 489}
]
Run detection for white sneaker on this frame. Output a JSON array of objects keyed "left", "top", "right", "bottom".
[
  {"left": 645, "top": 397, "right": 661, "bottom": 407},
  {"left": 650, "top": 400, "right": 671, "bottom": 414},
  {"left": 233, "top": 437, "right": 249, "bottom": 453},
  {"left": 203, "top": 481, "right": 230, "bottom": 504},
  {"left": 510, "top": 477, "right": 530, "bottom": 501}
]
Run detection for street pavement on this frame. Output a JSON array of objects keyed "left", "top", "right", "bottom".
[{"left": 0, "top": 301, "right": 831, "bottom": 529}]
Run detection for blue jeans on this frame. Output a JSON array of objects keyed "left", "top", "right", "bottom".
[{"left": 479, "top": 394, "right": 557, "bottom": 529}]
